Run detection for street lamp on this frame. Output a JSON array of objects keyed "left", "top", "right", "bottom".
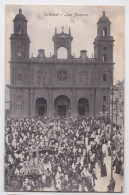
[{"left": 115, "top": 100, "right": 118, "bottom": 125}]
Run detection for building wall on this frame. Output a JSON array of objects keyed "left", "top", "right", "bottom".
[
  {"left": 110, "top": 82, "right": 124, "bottom": 129},
  {"left": 9, "top": 61, "right": 112, "bottom": 118},
  {"left": 8, "top": 10, "right": 114, "bottom": 118}
]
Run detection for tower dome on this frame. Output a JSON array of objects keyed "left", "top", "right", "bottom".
[
  {"left": 13, "top": 8, "right": 27, "bottom": 22},
  {"left": 98, "top": 11, "right": 110, "bottom": 23},
  {"left": 13, "top": 9, "right": 28, "bottom": 34}
]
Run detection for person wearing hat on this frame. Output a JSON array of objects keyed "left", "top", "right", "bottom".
[{"left": 107, "top": 178, "right": 116, "bottom": 192}]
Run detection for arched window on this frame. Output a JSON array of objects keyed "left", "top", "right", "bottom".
[
  {"left": 18, "top": 52, "right": 21, "bottom": 57},
  {"left": 103, "top": 96, "right": 106, "bottom": 102},
  {"left": 103, "top": 27, "right": 107, "bottom": 37},
  {"left": 17, "top": 24, "right": 22, "bottom": 34},
  {"left": 102, "top": 105, "right": 106, "bottom": 112},
  {"left": 78, "top": 98, "right": 89, "bottom": 116},
  {"left": 57, "top": 47, "right": 68, "bottom": 59},
  {"left": 103, "top": 54, "right": 107, "bottom": 62},
  {"left": 103, "top": 74, "right": 106, "bottom": 81},
  {"left": 36, "top": 98, "right": 47, "bottom": 116}
]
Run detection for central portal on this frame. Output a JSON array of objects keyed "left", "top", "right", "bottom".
[
  {"left": 38, "top": 106, "right": 45, "bottom": 116},
  {"left": 54, "top": 95, "right": 71, "bottom": 117},
  {"left": 57, "top": 105, "right": 66, "bottom": 116}
]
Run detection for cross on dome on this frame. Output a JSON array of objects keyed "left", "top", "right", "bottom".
[
  {"left": 19, "top": 8, "right": 22, "bottom": 14},
  {"left": 103, "top": 11, "right": 105, "bottom": 16},
  {"left": 55, "top": 27, "right": 57, "bottom": 34},
  {"left": 69, "top": 27, "right": 71, "bottom": 34},
  {"left": 62, "top": 26, "right": 64, "bottom": 33}
]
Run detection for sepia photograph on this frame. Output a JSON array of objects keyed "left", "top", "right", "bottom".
[{"left": 4, "top": 5, "right": 124, "bottom": 192}]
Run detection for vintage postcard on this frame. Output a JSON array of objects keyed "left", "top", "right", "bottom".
[{"left": 5, "top": 5, "right": 124, "bottom": 192}]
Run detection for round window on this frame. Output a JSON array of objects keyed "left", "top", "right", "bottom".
[{"left": 57, "top": 70, "right": 68, "bottom": 81}]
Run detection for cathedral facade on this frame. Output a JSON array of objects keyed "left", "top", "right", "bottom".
[{"left": 8, "top": 9, "right": 114, "bottom": 118}]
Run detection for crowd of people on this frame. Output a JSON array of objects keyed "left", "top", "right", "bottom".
[{"left": 5, "top": 115, "right": 124, "bottom": 192}]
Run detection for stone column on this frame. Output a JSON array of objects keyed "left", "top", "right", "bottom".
[
  {"left": 29, "top": 89, "right": 34, "bottom": 117},
  {"left": 92, "top": 88, "right": 96, "bottom": 117},
  {"left": 68, "top": 43, "right": 71, "bottom": 59},
  {"left": 54, "top": 44, "right": 57, "bottom": 59},
  {"left": 47, "top": 89, "right": 53, "bottom": 117},
  {"left": 51, "top": 94, "right": 55, "bottom": 117},
  {"left": 72, "top": 89, "right": 77, "bottom": 117},
  {"left": 10, "top": 89, "right": 15, "bottom": 117}
]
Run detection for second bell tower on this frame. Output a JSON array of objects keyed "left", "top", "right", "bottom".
[{"left": 94, "top": 11, "right": 114, "bottom": 63}]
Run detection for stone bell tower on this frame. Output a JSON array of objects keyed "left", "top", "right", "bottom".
[
  {"left": 94, "top": 11, "right": 114, "bottom": 63},
  {"left": 93, "top": 11, "right": 114, "bottom": 117},
  {"left": 9, "top": 9, "right": 31, "bottom": 117},
  {"left": 10, "top": 8, "right": 30, "bottom": 61}
]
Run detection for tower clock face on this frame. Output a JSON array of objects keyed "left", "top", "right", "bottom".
[{"left": 57, "top": 70, "right": 68, "bottom": 82}]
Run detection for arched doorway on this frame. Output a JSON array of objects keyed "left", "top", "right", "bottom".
[
  {"left": 78, "top": 98, "right": 89, "bottom": 116},
  {"left": 54, "top": 95, "right": 71, "bottom": 117},
  {"left": 35, "top": 98, "right": 47, "bottom": 116}
]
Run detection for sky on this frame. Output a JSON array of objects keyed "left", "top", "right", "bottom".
[{"left": 5, "top": 5, "right": 124, "bottom": 85}]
